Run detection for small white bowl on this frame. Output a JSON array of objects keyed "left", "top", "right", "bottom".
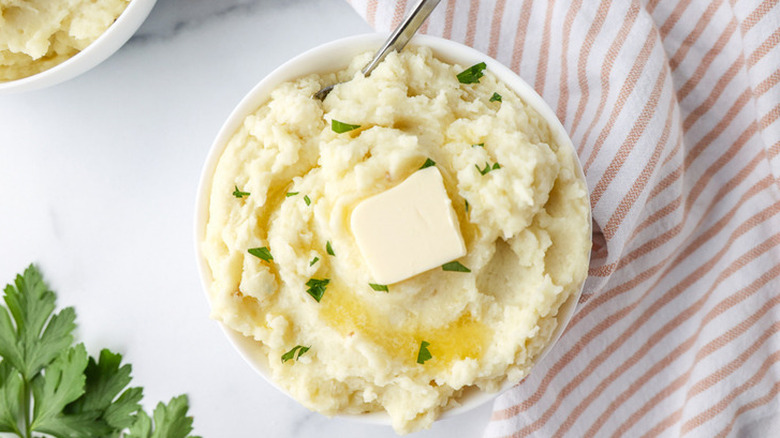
[
  {"left": 0, "top": 0, "right": 157, "bottom": 94},
  {"left": 195, "top": 33, "right": 590, "bottom": 426}
]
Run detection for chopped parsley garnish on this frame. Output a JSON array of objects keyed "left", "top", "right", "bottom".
[
  {"left": 416, "top": 341, "right": 432, "bottom": 364},
  {"left": 232, "top": 185, "right": 250, "bottom": 198},
  {"left": 304, "top": 195, "right": 311, "bottom": 206},
  {"left": 465, "top": 199, "right": 470, "bottom": 212},
  {"left": 310, "top": 257, "right": 319, "bottom": 266},
  {"left": 419, "top": 158, "right": 436, "bottom": 169},
  {"left": 331, "top": 119, "right": 361, "bottom": 133},
  {"left": 286, "top": 191, "right": 299, "bottom": 197},
  {"left": 326, "top": 241, "right": 335, "bottom": 256},
  {"left": 457, "top": 62, "right": 487, "bottom": 84},
  {"left": 442, "top": 261, "right": 471, "bottom": 272},
  {"left": 305, "top": 278, "right": 329, "bottom": 302},
  {"left": 248, "top": 246, "right": 273, "bottom": 262},
  {"left": 476, "top": 162, "right": 501, "bottom": 175},
  {"left": 369, "top": 283, "right": 389, "bottom": 292},
  {"left": 0, "top": 265, "right": 198, "bottom": 438},
  {"left": 489, "top": 92, "right": 502, "bottom": 102},
  {"left": 473, "top": 142, "right": 485, "bottom": 148},
  {"left": 281, "top": 345, "right": 310, "bottom": 363}
]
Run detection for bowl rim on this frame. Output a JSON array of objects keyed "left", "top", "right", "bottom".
[
  {"left": 194, "top": 32, "right": 592, "bottom": 425},
  {"left": 0, "top": 0, "right": 157, "bottom": 94}
]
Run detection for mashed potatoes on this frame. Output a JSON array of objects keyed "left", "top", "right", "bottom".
[
  {"left": 0, "top": 0, "right": 129, "bottom": 81},
  {"left": 203, "top": 47, "right": 590, "bottom": 433}
]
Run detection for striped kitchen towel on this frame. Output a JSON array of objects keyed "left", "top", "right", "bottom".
[{"left": 347, "top": 0, "right": 780, "bottom": 436}]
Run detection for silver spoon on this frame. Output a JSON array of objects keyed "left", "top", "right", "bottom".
[{"left": 314, "top": 0, "right": 442, "bottom": 101}]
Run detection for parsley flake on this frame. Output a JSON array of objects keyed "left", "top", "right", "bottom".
[
  {"left": 473, "top": 143, "right": 485, "bottom": 148},
  {"left": 369, "top": 283, "right": 389, "bottom": 292},
  {"left": 419, "top": 158, "right": 436, "bottom": 169},
  {"left": 232, "top": 185, "right": 250, "bottom": 198},
  {"left": 465, "top": 199, "right": 470, "bottom": 212},
  {"left": 286, "top": 191, "right": 299, "bottom": 197},
  {"left": 305, "top": 278, "right": 329, "bottom": 302},
  {"left": 489, "top": 92, "right": 502, "bottom": 102},
  {"left": 416, "top": 341, "right": 432, "bottom": 364},
  {"left": 476, "top": 162, "right": 501, "bottom": 175},
  {"left": 281, "top": 345, "right": 310, "bottom": 363},
  {"left": 457, "top": 62, "right": 487, "bottom": 84},
  {"left": 310, "top": 257, "right": 319, "bottom": 266},
  {"left": 326, "top": 241, "right": 335, "bottom": 256},
  {"left": 331, "top": 119, "right": 361, "bottom": 133},
  {"left": 304, "top": 195, "right": 311, "bottom": 206},
  {"left": 442, "top": 261, "right": 471, "bottom": 272},
  {"left": 248, "top": 247, "right": 273, "bottom": 262}
]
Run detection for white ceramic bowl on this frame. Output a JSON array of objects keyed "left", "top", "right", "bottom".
[
  {"left": 195, "top": 33, "right": 591, "bottom": 425},
  {"left": 0, "top": 0, "right": 157, "bottom": 94}
]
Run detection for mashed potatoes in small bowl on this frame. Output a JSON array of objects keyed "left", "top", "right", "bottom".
[
  {"left": 0, "top": 0, "right": 156, "bottom": 93},
  {"left": 195, "top": 33, "right": 591, "bottom": 434}
]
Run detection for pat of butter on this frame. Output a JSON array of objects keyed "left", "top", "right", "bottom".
[{"left": 350, "top": 166, "right": 467, "bottom": 285}]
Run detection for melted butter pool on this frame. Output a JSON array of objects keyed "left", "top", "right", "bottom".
[{"left": 319, "top": 284, "right": 492, "bottom": 370}]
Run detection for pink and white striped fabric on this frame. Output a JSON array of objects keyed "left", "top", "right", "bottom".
[{"left": 347, "top": 0, "right": 780, "bottom": 436}]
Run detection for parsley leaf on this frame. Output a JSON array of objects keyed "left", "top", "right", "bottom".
[
  {"left": 65, "top": 349, "right": 143, "bottom": 430},
  {"left": 457, "top": 62, "right": 487, "bottom": 84},
  {"left": 309, "top": 257, "right": 319, "bottom": 267},
  {"left": 285, "top": 192, "right": 299, "bottom": 197},
  {"left": 0, "top": 265, "right": 76, "bottom": 381},
  {"left": 369, "top": 283, "right": 389, "bottom": 292},
  {"left": 281, "top": 345, "right": 310, "bottom": 363},
  {"left": 30, "top": 344, "right": 90, "bottom": 434},
  {"left": 305, "top": 278, "right": 329, "bottom": 302},
  {"left": 0, "top": 362, "right": 23, "bottom": 435},
  {"left": 304, "top": 195, "right": 311, "bottom": 206},
  {"left": 442, "top": 261, "right": 471, "bottom": 272},
  {"left": 232, "top": 186, "right": 250, "bottom": 198},
  {"left": 0, "top": 265, "right": 200, "bottom": 438},
  {"left": 419, "top": 158, "right": 436, "bottom": 169},
  {"left": 331, "top": 120, "right": 361, "bottom": 133},
  {"left": 476, "top": 162, "right": 501, "bottom": 175},
  {"left": 126, "top": 395, "right": 198, "bottom": 438},
  {"left": 326, "top": 241, "right": 335, "bottom": 256},
  {"left": 248, "top": 247, "right": 273, "bottom": 262},
  {"left": 416, "top": 341, "right": 432, "bottom": 364},
  {"left": 489, "top": 92, "right": 502, "bottom": 102}
]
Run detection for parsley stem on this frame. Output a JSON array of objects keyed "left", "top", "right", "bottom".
[{"left": 23, "top": 379, "right": 31, "bottom": 438}]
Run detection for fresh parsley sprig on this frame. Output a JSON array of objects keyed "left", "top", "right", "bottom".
[{"left": 0, "top": 265, "right": 199, "bottom": 438}]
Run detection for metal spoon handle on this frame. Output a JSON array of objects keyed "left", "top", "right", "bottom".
[{"left": 360, "top": 0, "right": 442, "bottom": 76}]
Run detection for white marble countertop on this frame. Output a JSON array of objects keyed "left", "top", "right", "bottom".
[{"left": 0, "top": 0, "right": 492, "bottom": 436}]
